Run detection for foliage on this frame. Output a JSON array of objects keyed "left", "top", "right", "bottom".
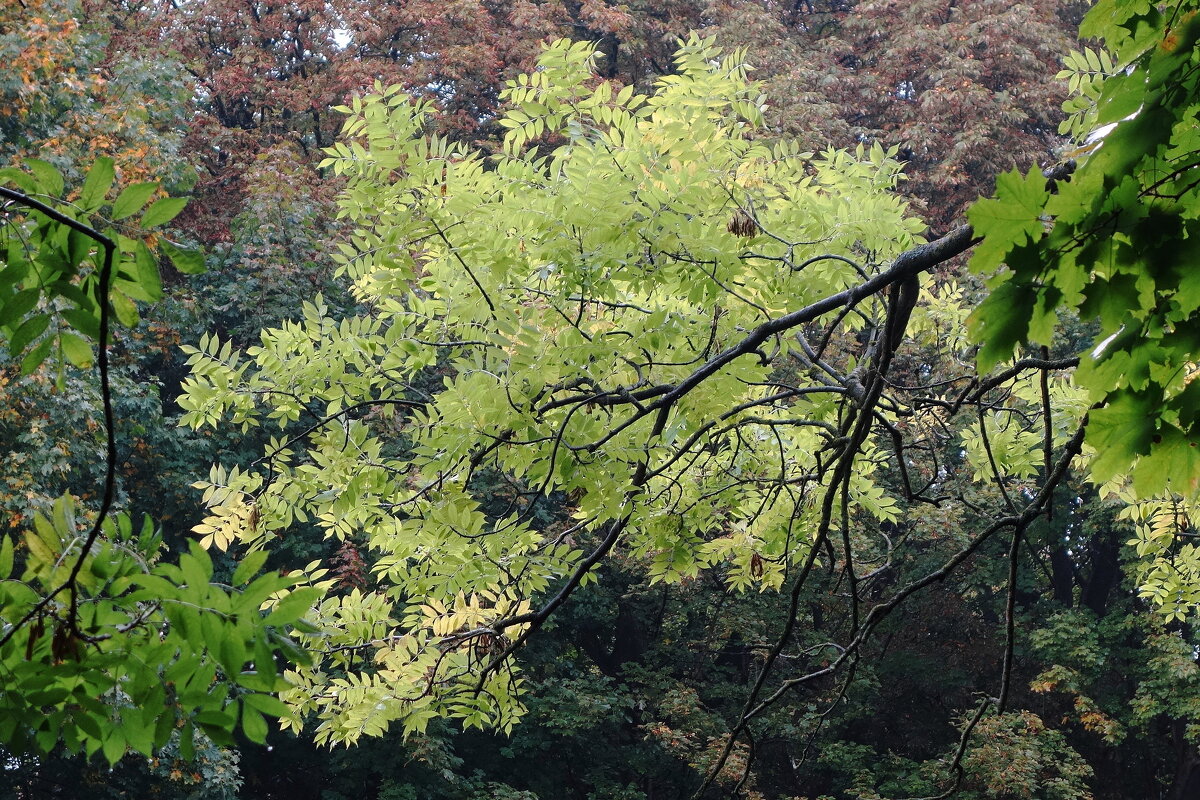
[
  {"left": 967, "top": 0, "right": 1200, "bottom": 618},
  {"left": 10, "top": 0, "right": 1200, "bottom": 797},
  {"left": 0, "top": 161, "right": 312, "bottom": 764},
  {"left": 180, "top": 35, "right": 930, "bottom": 744},
  {"left": 1, "top": 157, "right": 200, "bottom": 374},
  {"left": 957, "top": 711, "right": 1093, "bottom": 800},
  {"left": 715, "top": 0, "right": 1077, "bottom": 226},
  {"left": 0, "top": 0, "right": 192, "bottom": 189},
  {"left": 1, "top": 727, "right": 242, "bottom": 799}
]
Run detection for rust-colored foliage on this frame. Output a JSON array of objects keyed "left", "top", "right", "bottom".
[
  {"left": 703, "top": 0, "right": 1077, "bottom": 226},
  {"left": 112, "top": 0, "right": 1078, "bottom": 240},
  {"left": 0, "top": 0, "right": 189, "bottom": 186},
  {"left": 331, "top": 539, "right": 368, "bottom": 591}
]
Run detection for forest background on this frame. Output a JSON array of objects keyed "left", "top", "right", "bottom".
[{"left": 1, "top": 1, "right": 1199, "bottom": 799}]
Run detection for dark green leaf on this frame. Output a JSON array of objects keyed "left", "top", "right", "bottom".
[
  {"left": 160, "top": 239, "right": 206, "bottom": 274},
  {"left": 61, "top": 308, "right": 100, "bottom": 340},
  {"left": 133, "top": 241, "right": 163, "bottom": 302},
  {"left": 2, "top": 287, "right": 40, "bottom": 326},
  {"left": 1089, "top": 389, "right": 1158, "bottom": 483},
  {"left": 19, "top": 336, "right": 53, "bottom": 374},
  {"left": 9, "top": 313, "right": 50, "bottom": 356},
  {"left": 179, "top": 722, "right": 195, "bottom": 760}
]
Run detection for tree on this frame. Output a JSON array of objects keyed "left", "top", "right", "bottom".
[
  {"left": 702, "top": 0, "right": 1080, "bottom": 226},
  {"left": 0, "top": 0, "right": 192, "bottom": 188},
  {"left": 178, "top": 35, "right": 1105, "bottom": 796},
  {"left": 8, "top": 0, "right": 1200, "bottom": 796}
]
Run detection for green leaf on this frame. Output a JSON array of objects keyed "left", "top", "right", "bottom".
[
  {"left": 78, "top": 157, "right": 115, "bottom": 213},
  {"left": 240, "top": 704, "right": 268, "bottom": 744},
  {"left": 0, "top": 536, "right": 13, "bottom": 579},
  {"left": 1131, "top": 426, "right": 1200, "bottom": 497},
  {"left": 0, "top": 167, "right": 37, "bottom": 193},
  {"left": 219, "top": 634, "right": 247, "bottom": 674},
  {"left": 111, "top": 182, "right": 159, "bottom": 221},
  {"left": 50, "top": 279, "right": 93, "bottom": 311},
  {"left": 1089, "top": 389, "right": 1157, "bottom": 484},
  {"left": 1, "top": 287, "right": 41, "bottom": 326},
  {"left": 179, "top": 722, "right": 195, "bottom": 760},
  {"left": 265, "top": 587, "right": 322, "bottom": 626},
  {"left": 140, "top": 197, "right": 188, "bottom": 229},
  {"left": 242, "top": 692, "right": 291, "bottom": 719},
  {"left": 59, "top": 332, "right": 94, "bottom": 368},
  {"left": 193, "top": 709, "right": 235, "bottom": 729},
  {"left": 966, "top": 166, "right": 1049, "bottom": 273},
  {"left": 109, "top": 290, "right": 139, "bottom": 327},
  {"left": 160, "top": 240, "right": 206, "bottom": 274},
  {"left": 8, "top": 313, "right": 50, "bottom": 356},
  {"left": 61, "top": 308, "right": 100, "bottom": 340},
  {"left": 133, "top": 241, "right": 163, "bottom": 302},
  {"left": 24, "top": 159, "right": 64, "bottom": 198},
  {"left": 153, "top": 709, "right": 175, "bottom": 748},
  {"left": 232, "top": 550, "right": 270, "bottom": 586},
  {"left": 100, "top": 729, "right": 126, "bottom": 766},
  {"left": 20, "top": 337, "right": 54, "bottom": 374},
  {"left": 968, "top": 282, "right": 1033, "bottom": 372}
]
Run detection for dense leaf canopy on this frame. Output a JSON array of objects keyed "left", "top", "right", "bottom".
[{"left": 4, "top": 1, "right": 1200, "bottom": 798}]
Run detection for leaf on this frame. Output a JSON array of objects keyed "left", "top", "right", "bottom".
[
  {"left": 968, "top": 282, "right": 1034, "bottom": 372},
  {"left": 59, "top": 332, "right": 94, "bottom": 368},
  {"left": 219, "top": 634, "right": 247, "bottom": 674},
  {"left": 111, "top": 182, "right": 159, "bottom": 221},
  {"left": 20, "top": 337, "right": 54, "bottom": 375},
  {"left": 240, "top": 704, "right": 268, "bottom": 744},
  {"left": 1, "top": 287, "right": 41, "bottom": 326},
  {"left": 101, "top": 729, "right": 126, "bottom": 766},
  {"left": 264, "top": 587, "right": 322, "bottom": 626},
  {"left": 140, "top": 197, "right": 188, "bottom": 229},
  {"left": 61, "top": 308, "right": 100, "bottom": 340},
  {"left": 0, "top": 536, "right": 13, "bottom": 579},
  {"left": 1088, "top": 389, "right": 1157, "bottom": 484},
  {"left": 133, "top": 241, "right": 163, "bottom": 302},
  {"left": 1130, "top": 427, "right": 1200, "bottom": 497},
  {"left": 78, "top": 157, "right": 115, "bottom": 213},
  {"left": 0, "top": 168, "right": 36, "bottom": 193},
  {"left": 160, "top": 239, "right": 206, "bottom": 274},
  {"left": 232, "top": 550, "right": 270, "bottom": 586},
  {"left": 242, "top": 692, "right": 291, "bottom": 718},
  {"left": 109, "top": 290, "right": 139, "bottom": 327},
  {"left": 966, "top": 166, "right": 1050, "bottom": 272},
  {"left": 24, "top": 159, "right": 64, "bottom": 198},
  {"left": 179, "top": 722, "right": 195, "bottom": 761},
  {"left": 8, "top": 313, "right": 50, "bottom": 356}
]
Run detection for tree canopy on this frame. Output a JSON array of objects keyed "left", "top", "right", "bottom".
[{"left": 4, "top": 0, "right": 1200, "bottom": 798}]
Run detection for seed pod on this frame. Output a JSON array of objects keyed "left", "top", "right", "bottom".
[
  {"left": 26, "top": 615, "right": 44, "bottom": 661},
  {"left": 727, "top": 209, "right": 759, "bottom": 238}
]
